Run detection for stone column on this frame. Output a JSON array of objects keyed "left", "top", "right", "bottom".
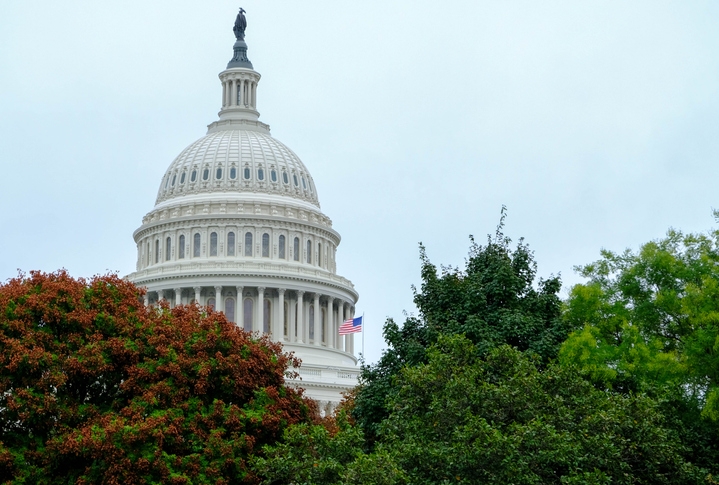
[
  {"left": 174, "top": 288, "right": 182, "bottom": 307},
  {"left": 231, "top": 79, "right": 237, "bottom": 106},
  {"left": 143, "top": 291, "right": 149, "bottom": 306},
  {"left": 340, "top": 302, "right": 347, "bottom": 352},
  {"left": 327, "top": 297, "right": 336, "bottom": 348},
  {"left": 296, "top": 291, "right": 304, "bottom": 343},
  {"left": 349, "top": 306, "right": 355, "bottom": 355},
  {"left": 278, "top": 288, "right": 286, "bottom": 341},
  {"left": 159, "top": 289, "right": 166, "bottom": 302},
  {"left": 236, "top": 286, "right": 243, "bottom": 330},
  {"left": 257, "top": 287, "right": 265, "bottom": 333},
  {"left": 193, "top": 286, "right": 201, "bottom": 305},
  {"left": 214, "top": 286, "right": 222, "bottom": 312},
  {"left": 313, "top": 293, "right": 321, "bottom": 345}
]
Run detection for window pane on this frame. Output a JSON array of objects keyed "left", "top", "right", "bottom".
[
  {"left": 293, "top": 174, "right": 298, "bottom": 186},
  {"left": 166, "top": 237, "right": 171, "bottom": 261},
  {"left": 244, "top": 298, "right": 253, "bottom": 332},
  {"left": 264, "top": 299, "right": 271, "bottom": 333},
  {"left": 258, "top": 168, "right": 264, "bottom": 181},
  {"left": 194, "top": 233, "right": 201, "bottom": 257},
  {"left": 227, "top": 232, "right": 235, "bottom": 256},
  {"left": 271, "top": 170, "right": 277, "bottom": 182},
  {"left": 225, "top": 298, "right": 235, "bottom": 323},
  {"left": 191, "top": 170, "right": 197, "bottom": 182},
  {"left": 301, "top": 176, "right": 307, "bottom": 189},
  {"left": 245, "top": 232, "right": 253, "bottom": 256},
  {"left": 179, "top": 235, "right": 185, "bottom": 259},
  {"left": 155, "top": 240, "right": 159, "bottom": 263},
  {"left": 216, "top": 168, "right": 222, "bottom": 179},
  {"left": 210, "top": 232, "right": 218, "bottom": 256},
  {"left": 262, "top": 233, "right": 270, "bottom": 257},
  {"left": 279, "top": 235, "right": 285, "bottom": 259},
  {"left": 230, "top": 167, "right": 237, "bottom": 179},
  {"left": 318, "top": 242, "right": 322, "bottom": 267},
  {"left": 171, "top": 175, "right": 176, "bottom": 187},
  {"left": 203, "top": 168, "right": 209, "bottom": 180},
  {"left": 180, "top": 172, "right": 186, "bottom": 184},
  {"left": 244, "top": 167, "right": 251, "bottom": 179},
  {"left": 283, "top": 171, "right": 289, "bottom": 184},
  {"left": 207, "top": 298, "right": 215, "bottom": 311},
  {"left": 306, "top": 240, "right": 312, "bottom": 264},
  {"left": 293, "top": 237, "right": 300, "bottom": 261}
]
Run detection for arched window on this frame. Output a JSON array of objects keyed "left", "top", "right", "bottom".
[
  {"left": 301, "top": 176, "right": 307, "bottom": 190},
  {"left": 293, "top": 237, "right": 300, "bottom": 261},
  {"left": 258, "top": 168, "right": 265, "bottom": 181},
  {"left": 309, "top": 304, "right": 315, "bottom": 340},
  {"left": 210, "top": 232, "right": 218, "bottom": 256},
  {"left": 306, "top": 240, "right": 312, "bottom": 264},
  {"left": 321, "top": 308, "right": 326, "bottom": 343},
  {"left": 202, "top": 168, "right": 209, "bottom": 180},
  {"left": 318, "top": 242, "right": 322, "bottom": 267},
  {"left": 264, "top": 299, "right": 271, "bottom": 334},
  {"left": 171, "top": 174, "right": 176, "bottom": 187},
  {"left": 178, "top": 235, "right": 185, "bottom": 259},
  {"left": 207, "top": 298, "right": 216, "bottom": 311},
  {"left": 165, "top": 237, "right": 171, "bottom": 261},
  {"left": 284, "top": 301, "right": 289, "bottom": 337},
  {"left": 244, "top": 232, "right": 253, "bottom": 256},
  {"left": 191, "top": 170, "right": 197, "bottom": 182},
  {"left": 227, "top": 232, "right": 235, "bottom": 256},
  {"left": 146, "top": 242, "right": 150, "bottom": 266},
  {"left": 243, "top": 298, "right": 253, "bottom": 332},
  {"left": 279, "top": 235, "right": 286, "bottom": 259},
  {"left": 230, "top": 167, "right": 237, "bottom": 179},
  {"left": 262, "top": 233, "right": 270, "bottom": 257},
  {"left": 193, "top": 233, "right": 201, "bottom": 257},
  {"left": 225, "top": 298, "right": 235, "bottom": 323},
  {"left": 180, "top": 172, "right": 186, "bottom": 184},
  {"left": 282, "top": 171, "right": 289, "bottom": 184},
  {"left": 244, "top": 167, "right": 251, "bottom": 180},
  {"left": 271, "top": 169, "right": 277, "bottom": 182},
  {"left": 155, "top": 240, "right": 159, "bottom": 264},
  {"left": 216, "top": 168, "right": 222, "bottom": 179}
]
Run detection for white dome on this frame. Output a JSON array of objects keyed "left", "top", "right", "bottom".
[{"left": 155, "top": 129, "right": 320, "bottom": 208}]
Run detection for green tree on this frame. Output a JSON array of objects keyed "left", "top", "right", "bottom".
[
  {"left": 0, "top": 270, "right": 313, "bottom": 484},
  {"left": 354, "top": 211, "right": 570, "bottom": 443},
  {"left": 559, "top": 227, "right": 719, "bottom": 472}
]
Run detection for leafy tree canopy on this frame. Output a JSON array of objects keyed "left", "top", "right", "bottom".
[
  {"left": 354, "top": 210, "right": 570, "bottom": 442},
  {"left": 559, "top": 227, "right": 719, "bottom": 420},
  {"left": 0, "top": 270, "right": 312, "bottom": 484},
  {"left": 256, "top": 336, "right": 708, "bottom": 484}
]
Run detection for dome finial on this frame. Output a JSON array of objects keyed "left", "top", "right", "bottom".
[
  {"left": 233, "top": 8, "right": 247, "bottom": 41},
  {"left": 227, "top": 7, "right": 253, "bottom": 69}
]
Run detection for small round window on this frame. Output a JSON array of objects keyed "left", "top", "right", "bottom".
[
  {"left": 282, "top": 171, "right": 289, "bottom": 184},
  {"left": 244, "top": 167, "right": 251, "bottom": 180},
  {"left": 230, "top": 167, "right": 237, "bottom": 179},
  {"left": 301, "top": 176, "right": 307, "bottom": 189},
  {"left": 171, "top": 174, "right": 176, "bottom": 186},
  {"left": 180, "top": 172, "right": 186, "bottom": 184},
  {"left": 191, "top": 170, "right": 197, "bottom": 182},
  {"left": 202, "top": 168, "right": 209, "bottom": 181},
  {"left": 293, "top": 174, "right": 298, "bottom": 187},
  {"left": 258, "top": 168, "right": 264, "bottom": 181},
  {"left": 216, "top": 168, "right": 222, "bottom": 179},
  {"left": 271, "top": 169, "right": 277, "bottom": 182}
]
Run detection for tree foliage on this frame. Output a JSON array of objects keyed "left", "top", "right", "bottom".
[
  {"left": 354, "top": 211, "right": 570, "bottom": 442},
  {"left": 0, "top": 270, "right": 312, "bottom": 484}
]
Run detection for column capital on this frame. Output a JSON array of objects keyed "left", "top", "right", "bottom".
[
  {"left": 236, "top": 285, "right": 243, "bottom": 295},
  {"left": 258, "top": 286, "right": 266, "bottom": 293},
  {"left": 214, "top": 285, "right": 222, "bottom": 296},
  {"left": 173, "top": 287, "right": 181, "bottom": 293},
  {"left": 278, "top": 288, "right": 286, "bottom": 295},
  {"left": 297, "top": 290, "right": 305, "bottom": 298},
  {"left": 193, "top": 286, "right": 201, "bottom": 293}
]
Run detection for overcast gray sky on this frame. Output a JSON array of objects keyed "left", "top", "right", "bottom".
[{"left": 2, "top": 1, "right": 719, "bottom": 364}]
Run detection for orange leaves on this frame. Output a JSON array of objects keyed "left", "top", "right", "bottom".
[{"left": 0, "top": 270, "right": 313, "bottom": 484}]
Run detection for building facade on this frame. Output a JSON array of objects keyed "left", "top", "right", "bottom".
[{"left": 126, "top": 10, "right": 359, "bottom": 409}]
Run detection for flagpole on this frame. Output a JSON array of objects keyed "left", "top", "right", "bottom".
[{"left": 362, "top": 312, "right": 365, "bottom": 362}]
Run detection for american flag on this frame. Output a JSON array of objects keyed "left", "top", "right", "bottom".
[{"left": 338, "top": 316, "right": 363, "bottom": 335}]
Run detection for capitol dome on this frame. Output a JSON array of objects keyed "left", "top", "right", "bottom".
[{"left": 127, "top": 9, "right": 359, "bottom": 410}]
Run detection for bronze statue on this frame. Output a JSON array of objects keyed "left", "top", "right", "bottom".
[{"left": 233, "top": 8, "right": 247, "bottom": 40}]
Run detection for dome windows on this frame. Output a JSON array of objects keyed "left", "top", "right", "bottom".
[
  {"left": 216, "top": 168, "right": 223, "bottom": 180},
  {"left": 244, "top": 167, "right": 251, "bottom": 180},
  {"left": 282, "top": 171, "right": 289, "bottom": 184},
  {"left": 306, "top": 240, "right": 312, "bottom": 264},
  {"left": 227, "top": 232, "right": 235, "bottom": 256},
  {"left": 180, "top": 172, "right": 186, "bottom": 184},
  {"left": 262, "top": 233, "right": 270, "bottom": 257},
  {"left": 164, "top": 177, "right": 170, "bottom": 189},
  {"left": 293, "top": 174, "right": 299, "bottom": 187},
  {"left": 191, "top": 170, "right": 197, "bottom": 182},
  {"left": 193, "top": 233, "right": 201, "bottom": 257},
  {"left": 179, "top": 235, "right": 185, "bottom": 259},
  {"left": 244, "top": 232, "right": 253, "bottom": 256},
  {"left": 203, "top": 168, "right": 210, "bottom": 181},
  {"left": 301, "top": 176, "right": 307, "bottom": 190},
  {"left": 258, "top": 168, "right": 265, "bottom": 181},
  {"left": 171, "top": 175, "right": 176, "bottom": 187},
  {"left": 279, "top": 235, "right": 286, "bottom": 259},
  {"left": 230, "top": 167, "right": 237, "bottom": 179},
  {"left": 270, "top": 169, "right": 277, "bottom": 182},
  {"left": 293, "top": 237, "right": 300, "bottom": 261},
  {"left": 166, "top": 237, "right": 171, "bottom": 261},
  {"left": 210, "top": 232, "right": 218, "bottom": 256}
]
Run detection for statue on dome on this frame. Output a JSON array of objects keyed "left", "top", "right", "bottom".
[{"left": 233, "top": 8, "right": 247, "bottom": 40}]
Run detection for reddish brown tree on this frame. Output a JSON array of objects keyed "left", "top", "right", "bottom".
[{"left": 0, "top": 270, "right": 313, "bottom": 484}]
